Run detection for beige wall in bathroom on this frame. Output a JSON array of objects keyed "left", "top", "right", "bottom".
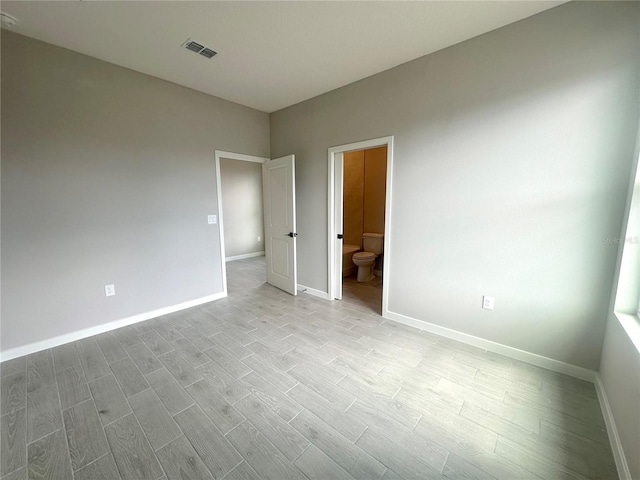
[
  {"left": 343, "top": 150, "right": 365, "bottom": 246},
  {"left": 363, "top": 146, "right": 387, "bottom": 234},
  {"left": 343, "top": 147, "right": 387, "bottom": 247}
]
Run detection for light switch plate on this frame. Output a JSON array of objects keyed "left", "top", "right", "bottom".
[{"left": 482, "top": 295, "right": 494, "bottom": 310}]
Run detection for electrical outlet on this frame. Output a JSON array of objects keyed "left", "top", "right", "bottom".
[
  {"left": 208, "top": 215, "right": 217, "bottom": 224},
  {"left": 482, "top": 295, "right": 494, "bottom": 310},
  {"left": 105, "top": 284, "right": 115, "bottom": 297},
  {"left": 257, "top": 236, "right": 261, "bottom": 242}
]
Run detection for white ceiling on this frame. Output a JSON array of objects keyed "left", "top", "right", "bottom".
[{"left": 2, "top": 1, "right": 565, "bottom": 113}]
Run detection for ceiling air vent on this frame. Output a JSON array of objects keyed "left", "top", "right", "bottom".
[
  {"left": 199, "top": 48, "right": 217, "bottom": 59},
  {"left": 182, "top": 38, "right": 217, "bottom": 59}
]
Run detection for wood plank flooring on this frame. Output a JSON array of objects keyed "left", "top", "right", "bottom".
[{"left": 0, "top": 257, "right": 617, "bottom": 479}]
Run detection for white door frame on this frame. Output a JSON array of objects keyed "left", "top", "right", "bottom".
[
  {"left": 215, "top": 150, "right": 269, "bottom": 296},
  {"left": 327, "top": 136, "right": 394, "bottom": 317}
]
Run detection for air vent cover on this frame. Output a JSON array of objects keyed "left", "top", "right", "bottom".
[
  {"left": 182, "top": 38, "right": 217, "bottom": 59},
  {"left": 199, "top": 48, "right": 217, "bottom": 59}
]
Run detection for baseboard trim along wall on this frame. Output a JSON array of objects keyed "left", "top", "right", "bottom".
[
  {"left": 297, "top": 285, "right": 332, "bottom": 300},
  {"left": 384, "top": 310, "right": 597, "bottom": 383},
  {"left": 225, "top": 251, "right": 265, "bottom": 262},
  {"left": 1, "top": 287, "right": 628, "bottom": 475},
  {"left": 594, "top": 374, "right": 632, "bottom": 480},
  {"left": 0, "top": 292, "right": 227, "bottom": 362},
  {"left": 385, "top": 304, "right": 629, "bottom": 477}
]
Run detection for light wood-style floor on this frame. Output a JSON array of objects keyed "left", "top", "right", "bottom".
[{"left": 1, "top": 256, "right": 617, "bottom": 480}]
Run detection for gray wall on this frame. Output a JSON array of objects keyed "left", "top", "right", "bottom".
[
  {"left": 599, "top": 316, "right": 640, "bottom": 478},
  {"left": 220, "top": 158, "right": 265, "bottom": 258},
  {"left": 599, "top": 130, "right": 640, "bottom": 478},
  {"left": 1, "top": 31, "right": 270, "bottom": 351},
  {"left": 270, "top": 1, "right": 640, "bottom": 369}
]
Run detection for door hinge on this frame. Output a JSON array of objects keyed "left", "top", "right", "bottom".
[{"left": 337, "top": 234, "right": 343, "bottom": 239}]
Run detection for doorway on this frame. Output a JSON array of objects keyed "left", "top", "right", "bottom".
[
  {"left": 328, "top": 136, "right": 394, "bottom": 316},
  {"left": 215, "top": 150, "right": 298, "bottom": 297},
  {"left": 215, "top": 150, "right": 268, "bottom": 296}
]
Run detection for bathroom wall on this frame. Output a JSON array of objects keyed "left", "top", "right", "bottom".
[
  {"left": 219, "top": 158, "right": 265, "bottom": 259},
  {"left": 343, "top": 150, "right": 365, "bottom": 246},
  {"left": 343, "top": 147, "right": 387, "bottom": 247},
  {"left": 363, "top": 146, "right": 387, "bottom": 234}
]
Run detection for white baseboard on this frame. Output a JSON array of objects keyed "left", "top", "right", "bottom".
[
  {"left": 384, "top": 310, "right": 596, "bottom": 382},
  {"left": 226, "top": 251, "right": 265, "bottom": 262},
  {"left": 595, "top": 374, "right": 632, "bottom": 480},
  {"left": 0, "top": 292, "right": 227, "bottom": 362},
  {"left": 297, "top": 284, "right": 331, "bottom": 300}
]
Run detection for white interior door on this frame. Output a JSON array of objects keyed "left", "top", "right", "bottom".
[
  {"left": 263, "top": 155, "right": 297, "bottom": 295},
  {"left": 334, "top": 153, "right": 344, "bottom": 300}
]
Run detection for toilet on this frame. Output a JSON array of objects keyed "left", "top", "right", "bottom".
[{"left": 352, "top": 233, "right": 384, "bottom": 282}]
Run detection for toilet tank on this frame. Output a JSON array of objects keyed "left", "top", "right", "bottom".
[{"left": 362, "top": 233, "right": 384, "bottom": 254}]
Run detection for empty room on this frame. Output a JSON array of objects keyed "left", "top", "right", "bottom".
[{"left": 1, "top": 2, "right": 639, "bottom": 480}]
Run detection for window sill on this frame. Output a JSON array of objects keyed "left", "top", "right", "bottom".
[{"left": 613, "top": 311, "right": 640, "bottom": 355}]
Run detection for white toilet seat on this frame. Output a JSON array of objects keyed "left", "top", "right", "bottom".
[{"left": 353, "top": 252, "right": 376, "bottom": 261}]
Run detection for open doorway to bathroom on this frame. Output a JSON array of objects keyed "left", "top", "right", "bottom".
[
  {"left": 343, "top": 146, "right": 386, "bottom": 313},
  {"left": 328, "top": 137, "right": 394, "bottom": 317}
]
